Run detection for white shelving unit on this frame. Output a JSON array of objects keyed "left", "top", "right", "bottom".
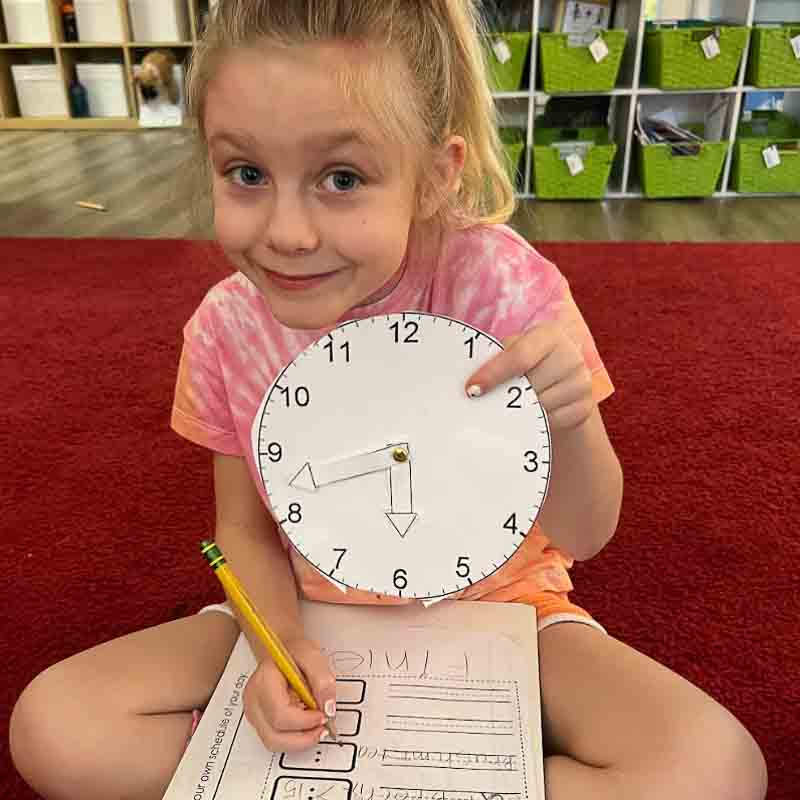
[{"left": 495, "top": 0, "right": 800, "bottom": 198}]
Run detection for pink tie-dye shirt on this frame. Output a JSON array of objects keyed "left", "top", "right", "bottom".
[{"left": 172, "top": 224, "right": 614, "bottom": 606}]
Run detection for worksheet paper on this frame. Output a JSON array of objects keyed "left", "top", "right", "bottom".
[{"left": 163, "top": 600, "right": 545, "bottom": 800}]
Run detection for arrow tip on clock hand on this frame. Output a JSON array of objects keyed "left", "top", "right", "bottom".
[
  {"left": 289, "top": 462, "right": 317, "bottom": 492},
  {"left": 386, "top": 512, "right": 417, "bottom": 538}
]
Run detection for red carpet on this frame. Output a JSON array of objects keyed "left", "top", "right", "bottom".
[{"left": 2, "top": 238, "right": 798, "bottom": 798}]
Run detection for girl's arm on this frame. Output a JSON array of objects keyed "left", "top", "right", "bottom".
[
  {"left": 213, "top": 453, "right": 305, "bottom": 651},
  {"left": 213, "top": 453, "right": 337, "bottom": 751},
  {"left": 535, "top": 406, "right": 623, "bottom": 561}
]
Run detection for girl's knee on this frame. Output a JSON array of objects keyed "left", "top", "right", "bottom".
[
  {"left": 11, "top": 661, "right": 101, "bottom": 799},
  {"left": 648, "top": 710, "right": 767, "bottom": 800}
]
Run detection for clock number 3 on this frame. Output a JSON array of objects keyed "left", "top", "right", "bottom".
[{"left": 524, "top": 450, "right": 539, "bottom": 472}]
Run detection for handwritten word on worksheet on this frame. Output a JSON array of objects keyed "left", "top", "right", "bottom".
[{"left": 162, "top": 601, "right": 545, "bottom": 800}]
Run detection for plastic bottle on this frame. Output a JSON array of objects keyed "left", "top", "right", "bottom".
[
  {"left": 69, "top": 78, "right": 90, "bottom": 117},
  {"left": 62, "top": 3, "right": 79, "bottom": 42}
]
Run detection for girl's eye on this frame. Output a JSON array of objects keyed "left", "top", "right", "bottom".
[
  {"left": 227, "top": 165, "right": 266, "bottom": 187},
  {"left": 322, "top": 171, "right": 362, "bottom": 193}
]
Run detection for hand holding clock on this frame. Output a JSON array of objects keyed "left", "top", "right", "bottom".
[{"left": 466, "top": 321, "right": 595, "bottom": 431}]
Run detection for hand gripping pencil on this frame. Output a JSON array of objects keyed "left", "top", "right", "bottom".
[{"left": 200, "top": 540, "right": 337, "bottom": 741}]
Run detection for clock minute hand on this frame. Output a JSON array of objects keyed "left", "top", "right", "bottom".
[{"left": 290, "top": 443, "right": 410, "bottom": 491}]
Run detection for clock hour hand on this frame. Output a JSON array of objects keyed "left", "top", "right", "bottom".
[
  {"left": 289, "top": 443, "right": 410, "bottom": 491},
  {"left": 386, "top": 457, "right": 417, "bottom": 539}
]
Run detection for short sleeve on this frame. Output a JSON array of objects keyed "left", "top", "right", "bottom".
[
  {"left": 530, "top": 276, "right": 615, "bottom": 405},
  {"left": 171, "top": 303, "right": 242, "bottom": 456},
  {"left": 433, "top": 225, "right": 614, "bottom": 406}
]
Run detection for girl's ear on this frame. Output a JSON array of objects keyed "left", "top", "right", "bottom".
[{"left": 417, "top": 135, "right": 466, "bottom": 220}]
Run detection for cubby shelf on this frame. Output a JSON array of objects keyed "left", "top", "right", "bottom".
[{"left": 1, "top": 0, "right": 799, "bottom": 199}]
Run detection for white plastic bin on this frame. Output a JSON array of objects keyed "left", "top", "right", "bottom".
[
  {"left": 2, "top": 0, "right": 53, "bottom": 43},
  {"left": 76, "top": 63, "right": 129, "bottom": 117},
  {"left": 11, "top": 64, "right": 68, "bottom": 117},
  {"left": 74, "top": 0, "right": 125, "bottom": 43},
  {"left": 128, "top": 0, "right": 189, "bottom": 42}
]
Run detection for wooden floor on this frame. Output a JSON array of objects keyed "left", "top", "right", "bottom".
[{"left": 1, "top": 130, "right": 799, "bottom": 241}]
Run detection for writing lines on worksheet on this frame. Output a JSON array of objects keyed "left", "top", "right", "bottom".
[
  {"left": 384, "top": 682, "right": 516, "bottom": 736},
  {"left": 381, "top": 750, "right": 519, "bottom": 772}
]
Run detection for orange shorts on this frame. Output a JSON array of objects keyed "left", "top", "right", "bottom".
[{"left": 198, "top": 590, "right": 605, "bottom": 635}]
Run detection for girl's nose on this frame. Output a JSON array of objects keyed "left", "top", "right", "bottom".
[{"left": 264, "top": 191, "right": 320, "bottom": 256}]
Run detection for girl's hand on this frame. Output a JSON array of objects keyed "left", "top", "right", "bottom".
[
  {"left": 465, "top": 322, "right": 595, "bottom": 431},
  {"left": 243, "top": 636, "right": 336, "bottom": 753}
]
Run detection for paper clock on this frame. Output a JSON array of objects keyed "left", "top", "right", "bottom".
[{"left": 251, "top": 312, "right": 551, "bottom": 600}]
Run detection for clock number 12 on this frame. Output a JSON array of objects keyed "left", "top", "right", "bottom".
[{"left": 390, "top": 320, "right": 420, "bottom": 344}]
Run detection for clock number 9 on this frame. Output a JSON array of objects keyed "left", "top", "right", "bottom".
[
  {"left": 265, "top": 442, "right": 283, "bottom": 463},
  {"left": 393, "top": 568, "right": 408, "bottom": 590},
  {"left": 523, "top": 450, "right": 539, "bottom": 472},
  {"left": 390, "top": 320, "right": 420, "bottom": 344},
  {"left": 456, "top": 556, "right": 470, "bottom": 578}
]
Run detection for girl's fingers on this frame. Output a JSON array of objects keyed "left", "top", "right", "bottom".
[{"left": 465, "top": 326, "right": 558, "bottom": 396}]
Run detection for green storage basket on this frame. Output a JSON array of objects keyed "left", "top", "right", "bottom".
[
  {"left": 533, "top": 127, "right": 616, "bottom": 199},
  {"left": 638, "top": 128, "right": 728, "bottom": 198},
  {"left": 500, "top": 127, "right": 526, "bottom": 185},
  {"left": 732, "top": 111, "right": 800, "bottom": 193},
  {"left": 747, "top": 25, "right": 800, "bottom": 88},
  {"left": 538, "top": 29, "right": 627, "bottom": 93},
  {"left": 484, "top": 32, "right": 531, "bottom": 92},
  {"left": 644, "top": 26, "right": 749, "bottom": 89}
]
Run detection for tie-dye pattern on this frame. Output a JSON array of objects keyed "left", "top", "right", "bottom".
[{"left": 172, "top": 224, "right": 613, "bottom": 608}]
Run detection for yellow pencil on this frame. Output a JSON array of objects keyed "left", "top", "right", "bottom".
[{"left": 200, "top": 540, "right": 337, "bottom": 741}]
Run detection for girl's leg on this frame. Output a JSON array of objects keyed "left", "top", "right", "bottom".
[
  {"left": 538, "top": 622, "right": 768, "bottom": 800},
  {"left": 10, "top": 608, "right": 240, "bottom": 800}
]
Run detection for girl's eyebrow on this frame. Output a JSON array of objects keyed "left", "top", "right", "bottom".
[
  {"left": 208, "top": 128, "right": 374, "bottom": 153},
  {"left": 208, "top": 130, "right": 261, "bottom": 150},
  {"left": 301, "top": 129, "right": 373, "bottom": 152}
]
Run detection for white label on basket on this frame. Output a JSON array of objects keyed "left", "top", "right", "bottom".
[
  {"left": 589, "top": 37, "right": 610, "bottom": 63},
  {"left": 701, "top": 34, "right": 721, "bottom": 59},
  {"left": 790, "top": 34, "right": 800, "bottom": 59},
  {"left": 493, "top": 38, "right": 512, "bottom": 64},
  {"left": 762, "top": 145, "right": 781, "bottom": 169},
  {"left": 566, "top": 153, "right": 585, "bottom": 176}
]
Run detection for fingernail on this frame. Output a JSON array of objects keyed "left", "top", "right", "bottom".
[
  {"left": 324, "top": 700, "right": 336, "bottom": 718},
  {"left": 467, "top": 385, "right": 482, "bottom": 398},
  {"left": 320, "top": 728, "right": 331, "bottom": 742}
]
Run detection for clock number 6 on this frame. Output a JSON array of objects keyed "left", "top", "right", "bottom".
[
  {"left": 393, "top": 568, "right": 408, "bottom": 590},
  {"left": 390, "top": 320, "right": 420, "bottom": 344}
]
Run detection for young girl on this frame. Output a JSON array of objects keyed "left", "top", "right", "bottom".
[{"left": 10, "top": 2, "right": 767, "bottom": 799}]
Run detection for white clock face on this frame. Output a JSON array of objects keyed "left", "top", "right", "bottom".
[{"left": 251, "top": 312, "right": 551, "bottom": 600}]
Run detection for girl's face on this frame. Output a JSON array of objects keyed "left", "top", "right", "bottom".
[{"left": 204, "top": 43, "right": 425, "bottom": 330}]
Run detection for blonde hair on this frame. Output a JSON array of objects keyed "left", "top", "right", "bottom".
[{"left": 186, "top": 0, "right": 516, "bottom": 228}]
